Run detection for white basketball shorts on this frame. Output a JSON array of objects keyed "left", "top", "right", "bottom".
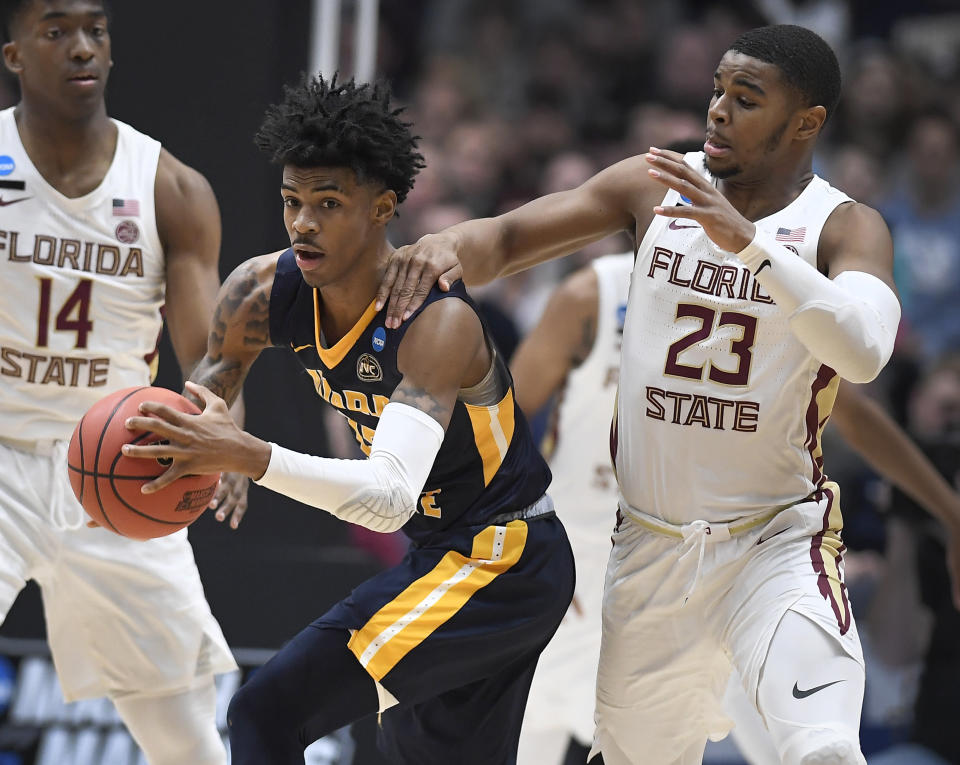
[
  {"left": 0, "top": 438, "right": 236, "bottom": 702},
  {"left": 591, "top": 484, "right": 863, "bottom": 765}
]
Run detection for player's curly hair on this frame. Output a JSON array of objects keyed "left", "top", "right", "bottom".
[
  {"left": 729, "top": 25, "right": 841, "bottom": 122},
  {"left": 255, "top": 74, "right": 424, "bottom": 205}
]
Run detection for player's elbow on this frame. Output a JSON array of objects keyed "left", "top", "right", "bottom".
[{"left": 333, "top": 453, "right": 419, "bottom": 533}]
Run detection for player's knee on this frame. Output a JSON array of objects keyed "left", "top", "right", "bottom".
[
  {"left": 227, "top": 679, "right": 271, "bottom": 732},
  {"left": 780, "top": 727, "right": 865, "bottom": 765}
]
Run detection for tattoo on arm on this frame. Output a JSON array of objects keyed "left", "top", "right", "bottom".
[
  {"left": 391, "top": 381, "right": 451, "bottom": 424},
  {"left": 188, "top": 262, "right": 270, "bottom": 406}
]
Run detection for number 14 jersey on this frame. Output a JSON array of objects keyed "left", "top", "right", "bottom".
[
  {"left": 0, "top": 108, "right": 165, "bottom": 441},
  {"left": 615, "top": 151, "right": 853, "bottom": 525}
]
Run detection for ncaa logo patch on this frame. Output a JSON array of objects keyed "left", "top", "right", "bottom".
[
  {"left": 115, "top": 219, "right": 139, "bottom": 244},
  {"left": 372, "top": 326, "right": 386, "bottom": 352},
  {"left": 357, "top": 353, "right": 383, "bottom": 382},
  {"left": 0, "top": 155, "right": 14, "bottom": 175}
]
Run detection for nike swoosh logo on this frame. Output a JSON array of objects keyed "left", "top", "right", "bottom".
[
  {"left": 292, "top": 343, "right": 312, "bottom": 352},
  {"left": 755, "top": 259, "right": 772, "bottom": 274},
  {"left": 0, "top": 196, "right": 32, "bottom": 206},
  {"left": 668, "top": 219, "right": 699, "bottom": 230},
  {"left": 756, "top": 526, "right": 791, "bottom": 545},
  {"left": 793, "top": 680, "right": 844, "bottom": 699}
]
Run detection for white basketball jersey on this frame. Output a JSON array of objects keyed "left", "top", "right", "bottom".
[
  {"left": 615, "top": 152, "right": 852, "bottom": 524},
  {"left": 0, "top": 108, "right": 165, "bottom": 441},
  {"left": 546, "top": 254, "right": 632, "bottom": 550}
]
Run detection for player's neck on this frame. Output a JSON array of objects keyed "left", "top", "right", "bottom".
[
  {"left": 316, "top": 242, "right": 392, "bottom": 345},
  {"left": 718, "top": 162, "right": 816, "bottom": 222},
  {"left": 14, "top": 100, "right": 114, "bottom": 178}
]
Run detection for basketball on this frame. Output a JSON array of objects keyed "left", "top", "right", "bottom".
[{"left": 67, "top": 386, "right": 221, "bottom": 540}]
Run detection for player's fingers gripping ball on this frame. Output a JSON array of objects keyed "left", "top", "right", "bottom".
[{"left": 68, "top": 386, "right": 221, "bottom": 539}]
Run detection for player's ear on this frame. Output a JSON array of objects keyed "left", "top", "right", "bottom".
[
  {"left": 2, "top": 42, "right": 23, "bottom": 75},
  {"left": 795, "top": 105, "right": 826, "bottom": 142},
  {"left": 372, "top": 189, "right": 397, "bottom": 226}
]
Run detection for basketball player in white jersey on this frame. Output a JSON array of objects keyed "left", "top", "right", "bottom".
[
  {"left": 0, "top": 2, "right": 240, "bottom": 763},
  {"left": 512, "top": 251, "right": 960, "bottom": 765},
  {"left": 375, "top": 24, "right": 945, "bottom": 765}
]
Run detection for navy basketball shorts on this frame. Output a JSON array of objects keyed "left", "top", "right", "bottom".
[{"left": 315, "top": 513, "right": 575, "bottom": 763}]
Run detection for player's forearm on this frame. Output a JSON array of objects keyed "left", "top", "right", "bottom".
[
  {"left": 834, "top": 394, "right": 960, "bottom": 531},
  {"left": 189, "top": 354, "right": 249, "bottom": 409},
  {"left": 255, "top": 402, "right": 444, "bottom": 532},
  {"left": 736, "top": 230, "right": 900, "bottom": 383}
]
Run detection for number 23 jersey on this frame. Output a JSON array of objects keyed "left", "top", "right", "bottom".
[
  {"left": 0, "top": 108, "right": 166, "bottom": 442},
  {"left": 615, "top": 151, "right": 853, "bottom": 524}
]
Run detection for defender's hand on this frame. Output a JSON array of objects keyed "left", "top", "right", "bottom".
[
  {"left": 211, "top": 471, "right": 250, "bottom": 530},
  {"left": 375, "top": 233, "right": 463, "bottom": 329},
  {"left": 645, "top": 147, "right": 756, "bottom": 254}
]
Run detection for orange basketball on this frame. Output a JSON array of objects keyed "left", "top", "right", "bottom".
[{"left": 67, "top": 386, "right": 221, "bottom": 540}]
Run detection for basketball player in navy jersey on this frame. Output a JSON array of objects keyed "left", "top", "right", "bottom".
[
  {"left": 121, "top": 75, "right": 575, "bottom": 764},
  {"left": 0, "top": 1, "right": 244, "bottom": 763},
  {"left": 374, "top": 24, "right": 931, "bottom": 765}
]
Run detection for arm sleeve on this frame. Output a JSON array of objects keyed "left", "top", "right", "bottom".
[
  {"left": 736, "top": 229, "right": 901, "bottom": 383},
  {"left": 254, "top": 402, "right": 445, "bottom": 532}
]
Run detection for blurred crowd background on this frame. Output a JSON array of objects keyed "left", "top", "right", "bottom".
[{"left": 1, "top": 1, "right": 960, "bottom": 763}]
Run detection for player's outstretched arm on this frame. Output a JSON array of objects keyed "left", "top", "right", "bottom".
[
  {"left": 832, "top": 382, "right": 960, "bottom": 610},
  {"left": 376, "top": 156, "right": 655, "bottom": 328},
  {"left": 253, "top": 298, "right": 485, "bottom": 531},
  {"left": 127, "top": 298, "right": 484, "bottom": 535},
  {"left": 511, "top": 265, "right": 600, "bottom": 416}
]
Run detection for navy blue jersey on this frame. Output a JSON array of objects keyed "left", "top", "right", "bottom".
[{"left": 268, "top": 249, "right": 551, "bottom": 545}]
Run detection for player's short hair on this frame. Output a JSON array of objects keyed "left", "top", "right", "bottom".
[
  {"left": 255, "top": 74, "right": 424, "bottom": 205},
  {"left": 1, "top": 0, "right": 111, "bottom": 43},
  {"left": 728, "top": 25, "right": 841, "bottom": 121}
]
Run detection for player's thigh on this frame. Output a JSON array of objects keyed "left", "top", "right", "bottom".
[
  {"left": 47, "top": 527, "right": 234, "bottom": 699},
  {"left": 521, "top": 573, "right": 603, "bottom": 750},
  {"left": 593, "top": 523, "right": 732, "bottom": 764},
  {"left": 721, "top": 495, "right": 863, "bottom": 701},
  {"left": 0, "top": 443, "right": 62, "bottom": 621},
  {"left": 756, "top": 610, "right": 865, "bottom": 765}
]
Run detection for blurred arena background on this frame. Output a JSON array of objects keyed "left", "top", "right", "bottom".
[{"left": 2, "top": 1, "right": 960, "bottom": 763}]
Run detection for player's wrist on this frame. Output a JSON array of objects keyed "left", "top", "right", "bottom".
[{"left": 239, "top": 434, "right": 273, "bottom": 480}]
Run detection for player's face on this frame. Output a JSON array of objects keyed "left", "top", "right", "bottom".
[
  {"left": 703, "top": 51, "right": 803, "bottom": 180},
  {"left": 281, "top": 165, "right": 390, "bottom": 290},
  {"left": 2, "top": 0, "right": 111, "bottom": 115}
]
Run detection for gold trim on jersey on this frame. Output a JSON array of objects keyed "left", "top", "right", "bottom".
[
  {"left": 812, "top": 481, "right": 851, "bottom": 634},
  {"left": 464, "top": 388, "right": 516, "bottom": 486},
  {"left": 347, "top": 520, "right": 529, "bottom": 681},
  {"left": 312, "top": 291, "right": 379, "bottom": 368},
  {"left": 809, "top": 372, "right": 840, "bottom": 481}
]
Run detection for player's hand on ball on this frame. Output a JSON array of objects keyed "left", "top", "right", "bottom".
[
  {"left": 212, "top": 471, "right": 250, "bottom": 530},
  {"left": 122, "top": 381, "right": 271, "bottom": 493}
]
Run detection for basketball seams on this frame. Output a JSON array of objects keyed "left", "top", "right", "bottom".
[
  {"left": 76, "top": 412, "right": 86, "bottom": 504},
  {"left": 67, "top": 386, "right": 218, "bottom": 539},
  {"left": 106, "top": 446, "right": 203, "bottom": 530},
  {"left": 91, "top": 386, "right": 147, "bottom": 535}
]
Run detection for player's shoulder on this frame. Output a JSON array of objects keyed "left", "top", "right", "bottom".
[
  {"left": 822, "top": 201, "right": 891, "bottom": 247},
  {"left": 155, "top": 148, "right": 214, "bottom": 202},
  {"left": 221, "top": 250, "right": 285, "bottom": 312}
]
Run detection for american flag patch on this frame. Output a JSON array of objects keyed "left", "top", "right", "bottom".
[
  {"left": 775, "top": 226, "right": 805, "bottom": 242},
  {"left": 112, "top": 198, "right": 140, "bottom": 216}
]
